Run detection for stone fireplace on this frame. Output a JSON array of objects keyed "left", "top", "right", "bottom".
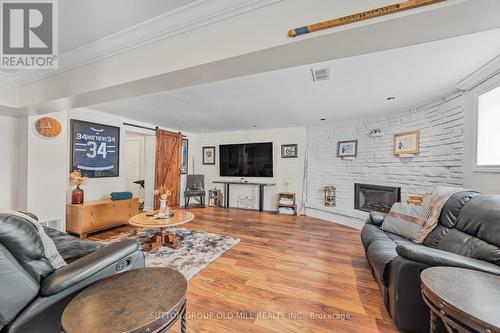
[{"left": 354, "top": 183, "right": 401, "bottom": 213}]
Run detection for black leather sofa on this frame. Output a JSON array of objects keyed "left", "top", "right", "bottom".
[
  {"left": 0, "top": 212, "right": 145, "bottom": 333},
  {"left": 361, "top": 192, "right": 500, "bottom": 333}
]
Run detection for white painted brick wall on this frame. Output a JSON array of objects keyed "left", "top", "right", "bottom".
[{"left": 305, "top": 94, "right": 465, "bottom": 229}]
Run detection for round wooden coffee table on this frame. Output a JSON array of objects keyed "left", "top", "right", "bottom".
[
  {"left": 129, "top": 210, "right": 195, "bottom": 228},
  {"left": 62, "top": 268, "right": 187, "bottom": 333},
  {"left": 129, "top": 210, "right": 195, "bottom": 250},
  {"left": 421, "top": 267, "right": 500, "bottom": 333}
]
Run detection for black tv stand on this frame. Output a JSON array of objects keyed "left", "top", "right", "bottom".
[{"left": 213, "top": 180, "right": 276, "bottom": 212}]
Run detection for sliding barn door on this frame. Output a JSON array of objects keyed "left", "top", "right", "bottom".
[{"left": 154, "top": 130, "right": 182, "bottom": 209}]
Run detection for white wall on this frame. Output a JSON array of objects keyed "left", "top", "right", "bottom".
[
  {"left": 17, "top": 117, "right": 28, "bottom": 211},
  {"left": 0, "top": 115, "right": 20, "bottom": 209},
  {"left": 192, "top": 127, "right": 307, "bottom": 212},
  {"left": 66, "top": 109, "right": 126, "bottom": 202},
  {"left": 463, "top": 73, "right": 500, "bottom": 193},
  {"left": 305, "top": 93, "right": 465, "bottom": 229},
  {"left": 68, "top": 109, "right": 194, "bottom": 206},
  {"left": 24, "top": 107, "right": 190, "bottom": 229},
  {"left": 25, "top": 108, "right": 125, "bottom": 228},
  {"left": 26, "top": 111, "right": 69, "bottom": 227}
]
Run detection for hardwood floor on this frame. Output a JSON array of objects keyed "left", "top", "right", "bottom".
[{"left": 90, "top": 207, "right": 399, "bottom": 333}]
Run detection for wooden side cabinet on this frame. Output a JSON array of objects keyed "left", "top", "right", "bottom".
[
  {"left": 66, "top": 198, "right": 139, "bottom": 238},
  {"left": 277, "top": 192, "right": 297, "bottom": 215}
]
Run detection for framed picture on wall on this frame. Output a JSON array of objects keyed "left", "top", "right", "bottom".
[
  {"left": 181, "top": 139, "right": 188, "bottom": 174},
  {"left": 393, "top": 130, "right": 419, "bottom": 155},
  {"left": 203, "top": 146, "right": 216, "bottom": 165},
  {"left": 281, "top": 144, "right": 298, "bottom": 158},
  {"left": 337, "top": 140, "right": 358, "bottom": 157},
  {"left": 70, "top": 120, "right": 120, "bottom": 178}
]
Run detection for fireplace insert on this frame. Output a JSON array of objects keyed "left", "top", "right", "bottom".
[{"left": 354, "top": 183, "right": 401, "bottom": 213}]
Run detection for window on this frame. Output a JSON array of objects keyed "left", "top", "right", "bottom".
[{"left": 476, "top": 84, "right": 500, "bottom": 170}]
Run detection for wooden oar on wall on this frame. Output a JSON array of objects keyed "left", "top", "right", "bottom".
[{"left": 288, "top": 0, "right": 446, "bottom": 38}]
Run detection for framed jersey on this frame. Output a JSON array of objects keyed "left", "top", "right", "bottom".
[{"left": 70, "top": 120, "right": 120, "bottom": 178}]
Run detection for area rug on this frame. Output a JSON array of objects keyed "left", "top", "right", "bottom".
[{"left": 99, "top": 228, "right": 239, "bottom": 280}]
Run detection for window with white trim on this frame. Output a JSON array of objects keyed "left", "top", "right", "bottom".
[{"left": 476, "top": 84, "right": 500, "bottom": 169}]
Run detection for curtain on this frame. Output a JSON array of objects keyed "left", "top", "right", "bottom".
[{"left": 154, "top": 129, "right": 182, "bottom": 209}]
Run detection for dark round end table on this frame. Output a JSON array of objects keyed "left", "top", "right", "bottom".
[
  {"left": 421, "top": 267, "right": 500, "bottom": 333},
  {"left": 62, "top": 268, "right": 187, "bottom": 333}
]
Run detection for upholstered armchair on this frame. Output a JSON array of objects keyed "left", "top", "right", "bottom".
[
  {"left": 0, "top": 212, "right": 144, "bottom": 333},
  {"left": 184, "top": 174, "right": 206, "bottom": 208}
]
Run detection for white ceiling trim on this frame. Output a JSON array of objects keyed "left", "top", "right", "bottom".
[
  {"left": 0, "top": 71, "right": 14, "bottom": 82},
  {"left": 455, "top": 55, "right": 500, "bottom": 91},
  {"left": 0, "top": 0, "right": 281, "bottom": 87}
]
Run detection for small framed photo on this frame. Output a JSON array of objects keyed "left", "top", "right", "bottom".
[
  {"left": 181, "top": 139, "right": 188, "bottom": 174},
  {"left": 281, "top": 144, "right": 298, "bottom": 158},
  {"left": 393, "top": 130, "right": 419, "bottom": 155},
  {"left": 202, "top": 146, "right": 216, "bottom": 165},
  {"left": 337, "top": 140, "right": 358, "bottom": 157}
]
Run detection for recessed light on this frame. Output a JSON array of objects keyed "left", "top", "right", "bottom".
[
  {"left": 200, "top": 129, "right": 205, "bottom": 132},
  {"left": 386, "top": 96, "right": 396, "bottom": 101},
  {"left": 320, "top": 118, "right": 326, "bottom": 121}
]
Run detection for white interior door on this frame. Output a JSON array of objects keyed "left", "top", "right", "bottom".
[
  {"left": 143, "top": 135, "right": 156, "bottom": 211},
  {"left": 125, "top": 137, "right": 145, "bottom": 198}
]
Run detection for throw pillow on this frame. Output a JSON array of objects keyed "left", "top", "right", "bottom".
[{"left": 381, "top": 203, "right": 432, "bottom": 242}]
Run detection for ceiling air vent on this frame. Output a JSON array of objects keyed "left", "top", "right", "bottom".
[{"left": 311, "top": 67, "right": 331, "bottom": 82}]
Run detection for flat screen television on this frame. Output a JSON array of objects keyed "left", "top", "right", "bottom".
[{"left": 219, "top": 142, "right": 273, "bottom": 177}]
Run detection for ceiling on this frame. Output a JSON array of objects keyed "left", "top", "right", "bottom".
[
  {"left": 0, "top": 0, "right": 195, "bottom": 75},
  {"left": 59, "top": 0, "right": 195, "bottom": 53},
  {"left": 92, "top": 28, "right": 500, "bottom": 133},
  {"left": 0, "top": 0, "right": 280, "bottom": 84}
]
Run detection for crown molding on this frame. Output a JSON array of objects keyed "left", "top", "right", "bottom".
[
  {"left": 0, "top": 71, "right": 15, "bottom": 85},
  {"left": 456, "top": 55, "right": 500, "bottom": 91},
  {"left": 3, "top": 0, "right": 282, "bottom": 87}
]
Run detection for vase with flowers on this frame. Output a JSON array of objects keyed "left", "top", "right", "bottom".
[
  {"left": 154, "top": 188, "right": 172, "bottom": 218},
  {"left": 70, "top": 170, "right": 88, "bottom": 204}
]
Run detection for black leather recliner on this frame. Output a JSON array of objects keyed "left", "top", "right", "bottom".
[
  {"left": 0, "top": 213, "right": 145, "bottom": 333},
  {"left": 361, "top": 192, "right": 500, "bottom": 333}
]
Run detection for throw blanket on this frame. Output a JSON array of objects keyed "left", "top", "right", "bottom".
[
  {"left": 0, "top": 209, "right": 66, "bottom": 269},
  {"left": 416, "top": 186, "right": 470, "bottom": 243}
]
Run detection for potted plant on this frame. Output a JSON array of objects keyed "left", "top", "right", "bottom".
[{"left": 70, "top": 170, "right": 88, "bottom": 204}]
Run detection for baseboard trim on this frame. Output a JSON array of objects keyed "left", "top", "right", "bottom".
[
  {"left": 218, "top": 206, "right": 277, "bottom": 214},
  {"left": 305, "top": 207, "right": 364, "bottom": 230}
]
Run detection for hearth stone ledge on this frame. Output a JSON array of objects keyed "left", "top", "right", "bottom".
[{"left": 305, "top": 204, "right": 367, "bottom": 230}]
